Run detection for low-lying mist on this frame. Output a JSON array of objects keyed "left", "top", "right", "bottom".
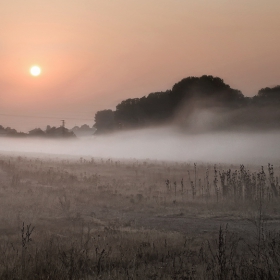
[{"left": 0, "top": 126, "right": 280, "bottom": 165}]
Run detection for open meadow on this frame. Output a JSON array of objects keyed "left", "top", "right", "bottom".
[
  {"left": 2, "top": 0, "right": 280, "bottom": 278},
  {"left": 0, "top": 151, "right": 280, "bottom": 279}
]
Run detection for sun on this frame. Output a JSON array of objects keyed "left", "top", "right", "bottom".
[{"left": 30, "top": 65, "right": 41, "bottom": 77}]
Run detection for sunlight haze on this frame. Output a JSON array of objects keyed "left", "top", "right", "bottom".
[{"left": 1, "top": 0, "right": 280, "bottom": 130}]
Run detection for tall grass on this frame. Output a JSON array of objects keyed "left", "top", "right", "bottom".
[{"left": 0, "top": 154, "right": 279, "bottom": 278}]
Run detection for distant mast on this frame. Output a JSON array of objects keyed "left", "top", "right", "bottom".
[{"left": 61, "top": 120, "right": 65, "bottom": 136}]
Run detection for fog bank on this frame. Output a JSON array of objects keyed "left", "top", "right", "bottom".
[{"left": 0, "top": 127, "right": 279, "bottom": 165}]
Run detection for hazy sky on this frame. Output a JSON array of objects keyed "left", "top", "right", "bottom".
[{"left": 1, "top": 0, "right": 280, "bottom": 131}]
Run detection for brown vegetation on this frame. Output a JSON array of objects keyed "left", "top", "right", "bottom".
[{"left": 0, "top": 154, "right": 279, "bottom": 279}]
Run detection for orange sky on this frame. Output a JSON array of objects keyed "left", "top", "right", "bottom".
[{"left": 1, "top": 0, "right": 280, "bottom": 131}]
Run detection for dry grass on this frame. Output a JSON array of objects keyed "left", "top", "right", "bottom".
[{"left": 0, "top": 153, "right": 279, "bottom": 279}]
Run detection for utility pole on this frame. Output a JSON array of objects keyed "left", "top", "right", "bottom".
[{"left": 61, "top": 120, "right": 65, "bottom": 136}]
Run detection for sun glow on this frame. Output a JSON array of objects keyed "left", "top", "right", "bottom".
[{"left": 30, "top": 66, "right": 41, "bottom": 76}]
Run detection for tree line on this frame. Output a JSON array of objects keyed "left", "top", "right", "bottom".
[
  {"left": 0, "top": 125, "right": 75, "bottom": 138},
  {"left": 94, "top": 75, "right": 280, "bottom": 133}
]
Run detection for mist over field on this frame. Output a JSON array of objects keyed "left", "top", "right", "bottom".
[
  {"left": 1, "top": 126, "right": 280, "bottom": 165},
  {"left": 1, "top": 1, "right": 280, "bottom": 278}
]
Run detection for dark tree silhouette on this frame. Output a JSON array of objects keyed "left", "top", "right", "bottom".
[
  {"left": 94, "top": 75, "right": 246, "bottom": 132},
  {"left": 29, "top": 128, "right": 45, "bottom": 137},
  {"left": 253, "top": 85, "right": 280, "bottom": 106},
  {"left": 44, "top": 126, "right": 75, "bottom": 138},
  {"left": 114, "top": 91, "right": 171, "bottom": 128},
  {"left": 170, "top": 75, "right": 244, "bottom": 110},
  {"left": 93, "top": 76, "right": 280, "bottom": 133},
  {"left": 94, "top": 110, "right": 115, "bottom": 133}
]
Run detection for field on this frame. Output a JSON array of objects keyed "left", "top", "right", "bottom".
[{"left": 0, "top": 153, "right": 280, "bottom": 279}]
